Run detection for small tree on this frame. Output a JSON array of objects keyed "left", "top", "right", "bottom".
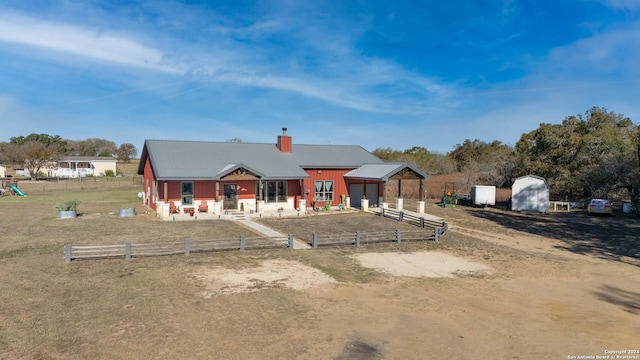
[{"left": 116, "top": 143, "right": 137, "bottom": 163}]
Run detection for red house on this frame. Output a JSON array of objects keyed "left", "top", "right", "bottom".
[{"left": 137, "top": 129, "right": 428, "bottom": 217}]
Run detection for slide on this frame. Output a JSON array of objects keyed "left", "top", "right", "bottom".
[{"left": 10, "top": 184, "right": 26, "bottom": 196}]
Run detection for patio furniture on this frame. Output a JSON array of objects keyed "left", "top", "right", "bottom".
[
  {"left": 198, "top": 203, "right": 208, "bottom": 213},
  {"left": 169, "top": 202, "right": 180, "bottom": 214}
]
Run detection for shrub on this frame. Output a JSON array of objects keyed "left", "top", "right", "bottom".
[
  {"left": 56, "top": 200, "right": 81, "bottom": 212},
  {"left": 104, "top": 169, "right": 115, "bottom": 177}
]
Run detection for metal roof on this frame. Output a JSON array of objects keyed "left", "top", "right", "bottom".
[
  {"left": 138, "top": 140, "right": 385, "bottom": 180},
  {"left": 344, "top": 163, "right": 429, "bottom": 181},
  {"left": 60, "top": 156, "right": 117, "bottom": 162},
  {"left": 289, "top": 144, "right": 384, "bottom": 168}
]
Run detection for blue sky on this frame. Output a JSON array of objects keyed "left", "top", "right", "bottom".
[{"left": 1, "top": 0, "right": 639, "bottom": 154}]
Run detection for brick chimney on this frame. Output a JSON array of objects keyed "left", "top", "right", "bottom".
[{"left": 277, "top": 127, "right": 292, "bottom": 153}]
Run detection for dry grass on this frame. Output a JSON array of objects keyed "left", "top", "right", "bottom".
[
  {"left": 0, "top": 183, "right": 443, "bottom": 359},
  {"left": 1, "top": 181, "right": 638, "bottom": 359}
]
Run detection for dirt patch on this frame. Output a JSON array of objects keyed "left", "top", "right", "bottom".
[
  {"left": 193, "top": 259, "right": 337, "bottom": 297},
  {"left": 193, "top": 252, "right": 490, "bottom": 299},
  {"left": 353, "top": 251, "right": 491, "bottom": 278}
]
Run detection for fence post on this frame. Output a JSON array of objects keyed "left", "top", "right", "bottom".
[
  {"left": 288, "top": 234, "right": 294, "bottom": 250},
  {"left": 396, "top": 229, "right": 401, "bottom": 243},
  {"left": 64, "top": 244, "right": 71, "bottom": 263},
  {"left": 399, "top": 211, "right": 404, "bottom": 222},
  {"left": 419, "top": 217, "right": 424, "bottom": 228},
  {"left": 312, "top": 233, "right": 318, "bottom": 249},
  {"left": 125, "top": 241, "right": 131, "bottom": 260},
  {"left": 355, "top": 231, "right": 361, "bottom": 247},
  {"left": 240, "top": 235, "right": 245, "bottom": 251},
  {"left": 381, "top": 207, "right": 385, "bottom": 218},
  {"left": 185, "top": 238, "right": 191, "bottom": 256},
  {"left": 434, "top": 227, "right": 440, "bottom": 242}
]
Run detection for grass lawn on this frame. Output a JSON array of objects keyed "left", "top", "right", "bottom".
[{"left": 1, "top": 180, "right": 638, "bottom": 359}]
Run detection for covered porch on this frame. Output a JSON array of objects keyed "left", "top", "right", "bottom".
[
  {"left": 344, "top": 163, "right": 429, "bottom": 211},
  {"left": 154, "top": 165, "right": 309, "bottom": 219}
]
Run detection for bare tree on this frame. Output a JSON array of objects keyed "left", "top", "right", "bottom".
[{"left": 13, "top": 141, "right": 63, "bottom": 180}]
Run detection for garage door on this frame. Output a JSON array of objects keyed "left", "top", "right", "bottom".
[{"left": 349, "top": 184, "right": 378, "bottom": 208}]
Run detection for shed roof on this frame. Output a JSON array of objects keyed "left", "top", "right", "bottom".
[
  {"left": 512, "top": 175, "right": 549, "bottom": 188},
  {"left": 138, "top": 139, "right": 383, "bottom": 180},
  {"left": 344, "top": 163, "right": 429, "bottom": 181}
]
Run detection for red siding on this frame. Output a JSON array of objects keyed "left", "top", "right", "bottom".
[
  {"left": 235, "top": 180, "right": 257, "bottom": 200},
  {"left": 194, "top": 180, "right": 216, "bottom": 199},
  {"left": 143, "top": 158, "right": 157, "bottom": 210},
  {"left": 158, "top": 180, "right": 217, "bottom": 203},
  {"left": 304, "top": 169, "right": 351, "bottom": 206}
]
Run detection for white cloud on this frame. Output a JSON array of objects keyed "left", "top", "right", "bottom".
[
  {"left": 600, "top": 0, "right": 640, "bottom": 10},
  {"left": 0, "top": 13, "right": 183, "bottom": 74}
]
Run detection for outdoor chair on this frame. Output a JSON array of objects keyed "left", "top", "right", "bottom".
[
  {"left": 169, "top": 202, "right": 180, "bottom": 214},
  {"left": 198, "top": 203, "right": 208, "bottom": 213}
]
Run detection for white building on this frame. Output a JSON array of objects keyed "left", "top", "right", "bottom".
[
  {"left": 21, "top": 156, "right": 118, "bottom": 178},
  {"left": 511, "top": 175, "right": 549, "bottom": 213}
]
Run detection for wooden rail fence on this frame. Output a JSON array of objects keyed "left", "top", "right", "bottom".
[
  {"left": 379, "top": 208, "right": 448, "bottom": 241},
  {"left": 65, "top": 235, "right": 291, "bottom": 263},
  {"left": 64, "top": 224, "right": 446, "bottom": 262}
]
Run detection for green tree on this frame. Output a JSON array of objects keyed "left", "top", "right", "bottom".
[
  {"left": 447, "top": 139, "right": 517, "bottom": 187},
  {"left": 115, "top": 143, "right": 138, "bottom": 163},
  {"left": 67, "top": 138, "right": 116, "bottom": 157},
  {"left": 372, "top": 146, "right": 455, "bottom": 175},
  {"left": 516, "top": 107, "right": 639, "bottom": 198}
]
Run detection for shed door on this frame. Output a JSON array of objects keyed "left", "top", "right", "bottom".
[
  {"left": 349, "top": 184, "right": 364, "bottom": 208},
  {"left": 349, "top": 184, "right": 378, "bottom": 208}
]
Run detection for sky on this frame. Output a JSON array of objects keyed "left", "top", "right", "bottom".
[{"left": 1, "top": 0, "right": 640, "bottom": 154}]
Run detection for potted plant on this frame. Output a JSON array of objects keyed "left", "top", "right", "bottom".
[{"left": 56, "top": 200, "right": 81, "bottom": 219}]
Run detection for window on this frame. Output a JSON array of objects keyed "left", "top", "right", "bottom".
[
  {"left": 314, "top": 180, "right": 333, "bottom": 201},
  {"left": 257, "top": 181, "right": 287, "bottom": 203},
  {"left": 181, "top": 181, "right": 193, "bottom": 205}
]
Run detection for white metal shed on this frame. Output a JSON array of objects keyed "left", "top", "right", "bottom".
[
  {"left": 471, "top": 185, "right": 496, "bottom": 206},
  {"left": 511, "top": 175, "right": 549, "bottom": 212}
]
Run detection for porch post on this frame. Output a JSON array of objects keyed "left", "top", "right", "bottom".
[
  {"left": 419, "top": 179, "right": 424, "bottom": 201},
  {"left": 164, "top": 181, "right": 168, "bottom": 203},
  {"left": 383, "top": 181, "right": 387, "bottom": 203},
  {"left": 258, "top": 179, "right": 263, "bottom": 201},
  {"left": 398, "top": 180, "right": 402, "bottom": 198}
]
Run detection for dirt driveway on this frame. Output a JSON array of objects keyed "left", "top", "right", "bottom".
[
  {"left": 235, "top": 208, "right": 639, "bottom": 359},
  {"left": 1, "top": 204, "right": 638, "bottom": 359}
]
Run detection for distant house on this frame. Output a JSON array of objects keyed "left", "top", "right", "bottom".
[
  {"left": 54, "top": 156, "right": 117, "bottom": 178},
  {"left": 137, "top": 129, "right": 429, "bottom": 217},
  {"left": 511, "top": 175, "right": 549, "bottom": 213},
  {"left": 19, "top": 156, "right": 118, "bottom": 178}
]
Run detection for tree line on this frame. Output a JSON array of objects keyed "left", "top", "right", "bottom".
[
  {"left": 373, "top": 107, "right": 640, "bottom": 200},
  {"left": 0, "top": 134, "right": 138, "bottom": 180}
]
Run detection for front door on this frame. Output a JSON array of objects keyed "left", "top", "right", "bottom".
[{"left": 223, "top": 184, "right": 238, "bottom": 210}]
